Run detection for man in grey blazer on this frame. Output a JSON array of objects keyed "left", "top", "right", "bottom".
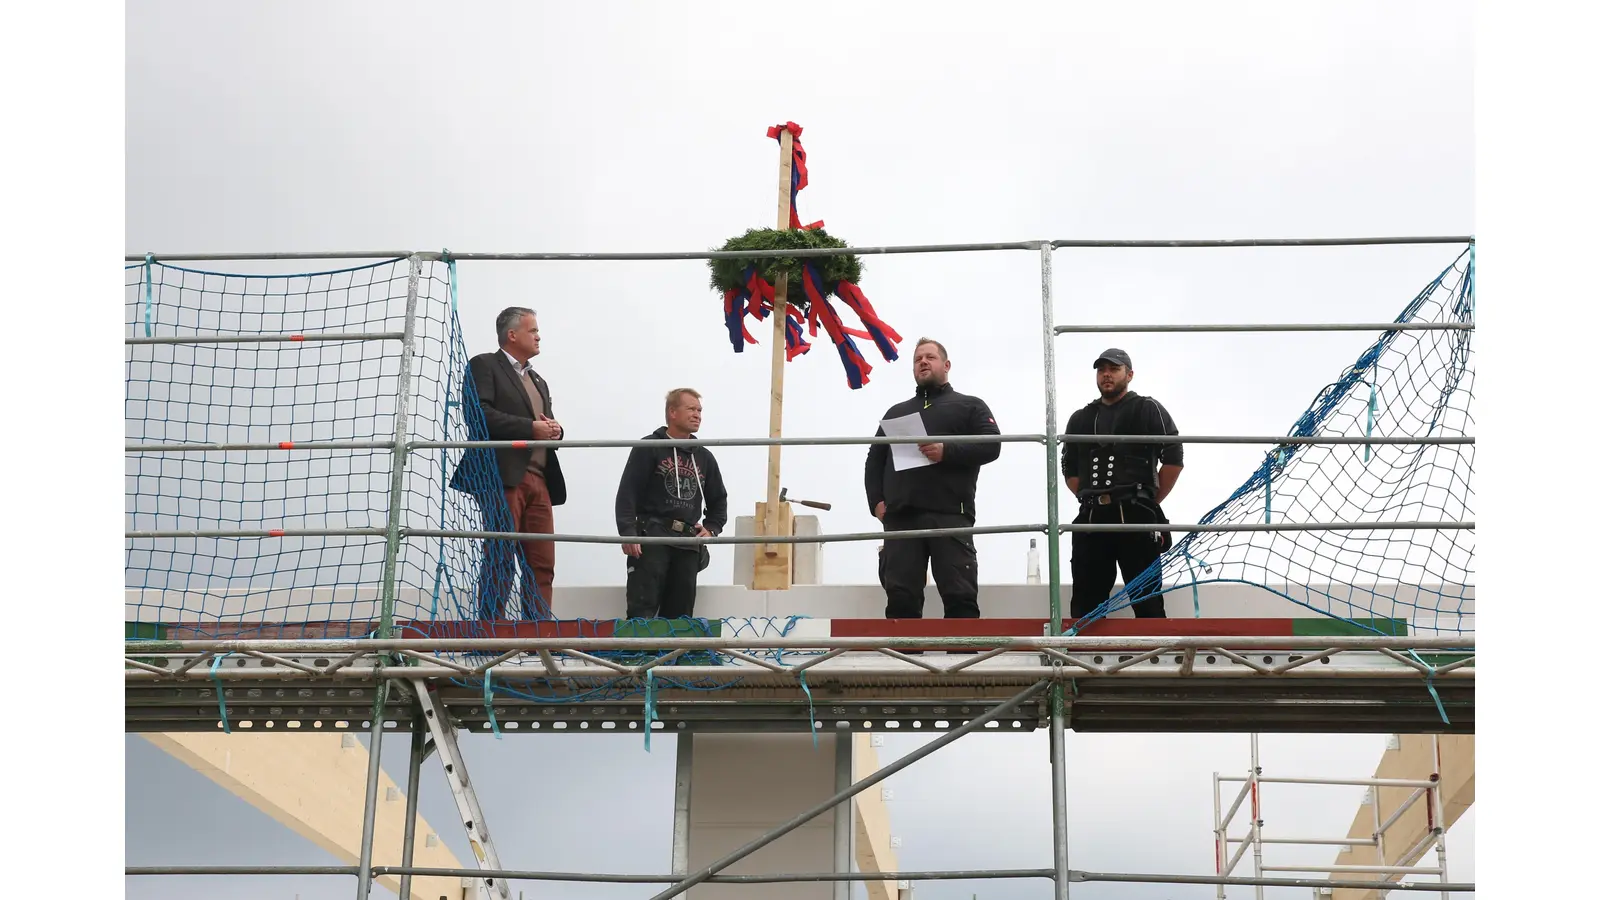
[{"left": 459, "top": 306, "right": 568, "bottom": 614}]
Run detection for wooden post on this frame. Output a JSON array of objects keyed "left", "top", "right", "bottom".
[{"left": 753, "top": 127, "right": 796, "bottom": 591}]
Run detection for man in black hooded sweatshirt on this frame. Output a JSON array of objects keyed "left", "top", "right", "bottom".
[{"left": 615, "top": 388, "right": 729, "bottom": 619}]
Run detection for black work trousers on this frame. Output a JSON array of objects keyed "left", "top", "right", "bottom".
[
  {"left": 1069, "top": 497, "right": 1168, "bottom": 619},
  {"left": 880, "top": 509, "right": 981, "bottom": 619},
  {"left": 625, "top": 545, "right": 700, "bottom": 619}
]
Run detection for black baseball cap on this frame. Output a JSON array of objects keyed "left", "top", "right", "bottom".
[{"left": 1093, "top": 348, "right": 1132, "bottom": 369}]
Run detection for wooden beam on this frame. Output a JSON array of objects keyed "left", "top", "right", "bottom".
[
  {"left": 752, "top": 500, "right": 794, "bottom": 591},
  {"left": 852, "top": 733, "right": 900, "bottom": 900},
  {"left": 755, "top": 125, "right": 796, "bottom": 590},
  {"left": 1330, "top": 734, "right": 1473, "bottom": 900},
  {"left": 144, "top": 732, "right": 467, "bottom": 900}
]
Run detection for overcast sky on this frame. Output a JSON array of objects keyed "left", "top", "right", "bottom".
[{"left": 126, "top": 2, "right": 1474, "bottom": 898}]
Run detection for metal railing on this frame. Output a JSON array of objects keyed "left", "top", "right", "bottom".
[{"left": 124, "top": 235, "right": 1475, "bottom": 900}]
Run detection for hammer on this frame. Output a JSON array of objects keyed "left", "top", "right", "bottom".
[{"left": 779, "top": 487, "right": 832, "bottom": 511}]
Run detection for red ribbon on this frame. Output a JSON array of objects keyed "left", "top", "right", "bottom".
[
  {"left": 768, "top": 122, "right": 824, "bottom": 230},
  {"left": 834, "top": 280, "right": 902, "bottom": 360}
]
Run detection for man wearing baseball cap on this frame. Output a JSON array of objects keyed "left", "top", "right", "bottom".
[{"left": 1061, "top": 348, "right": 1183, "bottom": 619}]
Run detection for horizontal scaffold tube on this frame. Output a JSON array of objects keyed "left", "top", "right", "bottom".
[
  {"left": 1054, "top": 322, "right": 1473, "bottom": 333},
  {"left": 1050, "top": 236, "right": 1472, "bottom": 248},
  {"left": 125, "top": 519, "right": 1473, "bottom": 542},
  {"left": 123, "top": 235, "right": 1473, "bottom": 262},
  {"left": 1069, "top": 870, "right": 1471, "bottom": 892},
  {"left": 411, "top": 434, "right": 1472, "bottom": 449},
  {"left": 126, "top": 440, "right": 399, "bottom": 453},
  {"left": 127, "top": 635, "right": 1473, "bottom": 653},
  {"left": 126, "top": 332, "right": 403, "bottom": 344},
  {"left": 122, "top": 864, "right": 1474, "bottom": 892},
  {"left": 125, "top": 664, "right": 1474, "bottom": 683},
  {"left": 122, "top": 432, "right": 1475, "bottom": 453}
]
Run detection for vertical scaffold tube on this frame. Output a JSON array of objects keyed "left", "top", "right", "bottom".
[
  {"left": 835, "top": 733, "right": 853, "bottom": 900},
  {"left": 1043, "top": 241, "right": 1070, "bottom": 898},
  {"left": 671, "top": 734, "right": 694, "bottom": 876},
  {"left": 1249, "top": 733, "right": 1265, "bottom": 900},
  {"left": 1039, "top": 242, "right": 1062, "bottom": 635},
  {"left": 378, "top": 255, "right": 423, "bottom": 638},
  {"left": 354, "top": 681, "right": 390, "bottom": 900},
  {"left": 398, "top": 717, "right": 425, "bottom": 900},
  {"left": 1050, "top": 691, "right": 1071, "bottom": 899},
  {"left": 1433, "top": 733, "right": 1450, "bottom": 900},
  {"left": 1212, "top": 771, "right": 1226, "bottom": 899}
]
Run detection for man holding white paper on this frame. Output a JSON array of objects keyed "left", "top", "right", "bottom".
[{"left": 863, "top": 338, "right": 1002, "bottom": 619}]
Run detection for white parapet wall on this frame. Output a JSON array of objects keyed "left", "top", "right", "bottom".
[{"left": 126, "top": 582, "right": 1475, "bottom": 631}]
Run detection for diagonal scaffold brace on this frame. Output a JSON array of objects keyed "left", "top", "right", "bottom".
[{"left": 411, "top": 678, "right": 512, "bottom": 900}]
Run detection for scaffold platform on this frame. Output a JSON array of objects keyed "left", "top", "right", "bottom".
[{"left": 124, "top": 617, "right": 1473, "bottom": 735}]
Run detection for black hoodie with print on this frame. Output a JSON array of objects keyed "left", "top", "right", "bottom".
[{"left": 615, "top": 426, "right": 730, "bottom": 537}]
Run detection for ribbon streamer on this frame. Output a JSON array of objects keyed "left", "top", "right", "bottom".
[
  {"left": 142, "top": 253, "right": 155, "bottom": 337},
  {"left": 715, "top": 123, "right": 901, "bottom": 388},
  {"left": 209, "top": 653, "right": 234, "bottom": 734},
  {"left": 484, "top": 668, "right": 503, "bottom": 739},
  {"left": 767, "top": 122, "right": 824, "bottom": 230}
]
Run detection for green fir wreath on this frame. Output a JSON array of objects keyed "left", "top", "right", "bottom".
[{"left": 707, "top": 227, "right": 863, "bottom": 295}]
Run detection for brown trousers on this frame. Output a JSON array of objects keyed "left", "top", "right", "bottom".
[{"left": 505, "top": 470, "right": 556, "bottom": 607}]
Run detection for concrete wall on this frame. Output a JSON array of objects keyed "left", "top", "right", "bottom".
[
  {"left": 682, "top": 732, "right": 899, "bottom": 900},
  {"left": 687, "top": 734, "right": 844, "bottom": 900}
]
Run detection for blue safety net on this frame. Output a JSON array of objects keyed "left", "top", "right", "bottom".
[
  {"left": 1074, "top": 249, "right": 1475, "bottom": 637},
  {"left": 123, "top": 255, "right": 821, "bottom": 706},
  {"left": 125, "top": 257, "right": 542, "bottom": 638}
]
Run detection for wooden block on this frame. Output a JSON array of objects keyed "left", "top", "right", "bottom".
[{"left": 752, "top": 500, "right": 794, "bottom": 591}]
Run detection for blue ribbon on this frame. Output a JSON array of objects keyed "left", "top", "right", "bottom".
[
  {"left": 1264, "top": 454, "right": 1272, "bottom": 524},
  {"left": 1365, "top": 382, "right": 1379, "bottom": 463},
  {"left": 1263, "top": 448, "right": 1284, "bottom": 523},
  {"left": 798, "top": 671, "right": 818, "bottom": 748},
  {"left": 1182, "top": 550, "right": 1211, "bottom": 618},
  {"left": 209, "top": 653, "right": 233, "bottom": 734},
  {"left": 1424, "top": 675, "right": 1449, "bottom": 725},
  {"left": 644, "top": 669, "right": 658, "bottom": 752},
  {"left": 1407, "top": 650, "right": 1451, "bottom": 725},
  {"left": 484, "top": 668, "right": 503, "bottom": 739},
  {"left": 445, "top": 249, "right": 459, "bottom": 315},
  {"left": 142, "top": 253, "right": 154, "bottom": 337}
]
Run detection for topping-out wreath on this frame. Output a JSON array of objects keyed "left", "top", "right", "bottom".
[{"left": 709, "top": 123, "right": 901, "bottom": 389}]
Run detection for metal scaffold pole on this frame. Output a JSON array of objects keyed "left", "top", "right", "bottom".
[
  {"left": 1039, "top": 241, "right": 1063, "bottom": 635},
  {"left": 1250, "top": 733, "right": 1265, "bottom": 900},
  {"left": 1040, "top": 240, "right": 1073, "bottom": 899},
  {"left": 354, "top": 681, "right": 390, "bottom": 900},
  {"left": 378, "top": 254, "right": 423, "bottom": 640},
  {"left": 398, "top": 714, "right": 428, "bottom": 900},
  {"left": 834, "top": 733, "right": 853, "bottom": 900},
  {"left": 1213, "top": 772, "right": 1226, "bottom": 900},
  {"left": 363, "top": 255, "right": 417, "bottom": 899},
  {"left": 1050, "top": 691, "right": 1072, "bottom": 900}
]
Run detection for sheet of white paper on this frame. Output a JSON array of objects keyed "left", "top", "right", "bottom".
[{"left": 880, "top": 412, "right": 932, "bottom": 471}]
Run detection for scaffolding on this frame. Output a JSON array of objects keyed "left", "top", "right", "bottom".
[
  {"left": 124, "top": 235, "right": 1476, "bottom": 899},
  {"left": 1213, "top": 734, "right": 1456, "bottom": 899}
]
